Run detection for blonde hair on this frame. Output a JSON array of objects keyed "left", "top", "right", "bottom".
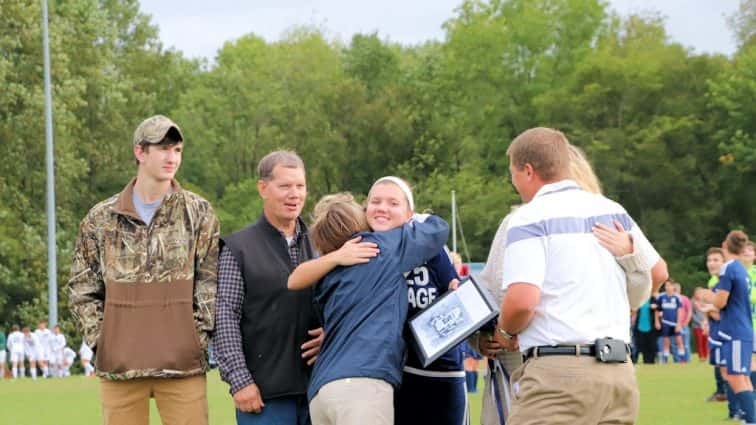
[
  {"left": 568, "top": 145, "right": 602, "bottom": 194},
  {"left": 507, "top": 127, "right": 570, "bottom": 181},
  {"left": 310, "top": 193, "right": 369, "bottom": 254}
]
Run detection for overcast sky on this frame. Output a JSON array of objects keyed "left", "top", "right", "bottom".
[{"left": 138, "top": 0, "right": 741, "bottom": 61}]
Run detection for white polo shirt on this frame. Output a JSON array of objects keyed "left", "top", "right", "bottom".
[{"left": 502, "top": 180, "right": 654, "bottom": 352}]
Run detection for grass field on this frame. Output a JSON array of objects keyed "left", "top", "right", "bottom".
[{"left": 0, "top": 361, "right": 740, "bottom": 424}]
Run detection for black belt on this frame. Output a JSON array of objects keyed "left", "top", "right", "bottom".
[
  {"left": 525, "top": 344, "right": 596, "bottom": 359},
  {"left": 525, "top": 343, "right": 631, "bottom": 360}
]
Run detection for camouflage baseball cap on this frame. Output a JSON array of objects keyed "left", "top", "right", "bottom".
[{"left": 132, "top": 115, "right": 184, "bottom": 146}]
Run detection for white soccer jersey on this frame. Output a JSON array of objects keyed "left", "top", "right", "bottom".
[
  {"left": 23, "top": 333, "right": 41, "bottom": 355},
  {"left": 51, "top": 333, "right": 66, "bottom": 353},
  {"left": 79, "top": 341, "right": 93, "bottom": 361},
  {"left": 7, "top": 331, "right": 24, "bottom": 354},
  {"left": 34, "top": 328, "right": 52, "bottom": 356},
  {"left": 63, "top": 347, "right": 76, "bottom": 364}
]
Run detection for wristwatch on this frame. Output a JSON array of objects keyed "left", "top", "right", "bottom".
[{"left": 497, "top": 327, "right": 516, "bottom": 340}]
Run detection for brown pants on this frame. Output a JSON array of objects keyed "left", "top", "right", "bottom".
[
  {"left": 99, "top": 375, "right": 208, "bottom": 425},
  {"left": 508, "top": 355, "right": 639, "bottom": 425}
]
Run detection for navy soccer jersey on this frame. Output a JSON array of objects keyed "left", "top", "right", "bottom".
[
  {"left": 404, "top": 250, "right": 462, "bottom": 371},
  {"left": 658, "top": 293, "right": 681, "bottom": 327},
  {"left": 716, "top": 259, "right": 754, "bottom": 342}
]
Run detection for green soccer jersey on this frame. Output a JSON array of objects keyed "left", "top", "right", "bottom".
[
  {"left": 708, "top": 275, "right": 719, "bottom": 288},
  {"left": 0, "top": 331, "right": 5, "bottom": 351}
]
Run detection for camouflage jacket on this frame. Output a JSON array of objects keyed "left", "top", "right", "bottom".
[{"left": 67, "top": 178, "right": 220, "bottom": 380}]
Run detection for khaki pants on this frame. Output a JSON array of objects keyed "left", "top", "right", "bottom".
[
  {"left": 310, "top": 378, "right": 393, "bottom": 425},
  {"left": 508, "top": 356, "right": 638, "bottom": 425},
  {"left": 100, "top": 375, "right": 208, "bottom": 425}
]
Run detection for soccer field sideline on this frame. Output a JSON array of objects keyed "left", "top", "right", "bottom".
[{"left": 0, "top": 361, "right": 737, "bottom": 424}]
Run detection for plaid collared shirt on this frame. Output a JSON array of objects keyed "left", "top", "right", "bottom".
[
  {"left": 213, "top": 220, "right": 306, "bottom": 394},
  {"left": 281, "top": 220, "right": 303, "bottom": 267}
]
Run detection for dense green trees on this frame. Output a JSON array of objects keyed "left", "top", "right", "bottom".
[{"left": 0, "top": 0, "right": 753, "bottom": 332}]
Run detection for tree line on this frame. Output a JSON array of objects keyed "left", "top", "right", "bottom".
[{"left": 0, "top": 0, "right": 753, "bottom": 334}]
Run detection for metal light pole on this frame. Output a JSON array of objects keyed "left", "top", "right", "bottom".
[{"left": 42, "top": 0, "right": 58, "bottom": 327}]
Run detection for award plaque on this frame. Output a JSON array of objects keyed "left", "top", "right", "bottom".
[{"left": 408, "top": 275, "right": 500, "bottom": 367}]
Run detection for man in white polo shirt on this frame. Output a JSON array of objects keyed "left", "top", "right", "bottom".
[{"left": 494, "top": 127, "right": 653, "bottom": 424}]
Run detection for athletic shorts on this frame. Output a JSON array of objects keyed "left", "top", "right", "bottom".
[
  {"left": 10, "top": 350, "right": 24, "bottom": 363},
  {"left": 0, "top": 350, "right": 6, "bottom": 364},
  {"left": 24, "top": 349, "right": 38, "bottom": 362},
  {"left": 709, "top": 340, "right": 724, "bottom": 367},
  {"left": 661, "top": 324, "right": 679, "bottom": 337},
  {"left": 37, "top": 349, "right": 50, "bottom": 362},
  {"left": 722, "top": 339, "right": 752, "bottom": 375}
]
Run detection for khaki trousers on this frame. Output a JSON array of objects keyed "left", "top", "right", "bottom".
[
  {"left": 507, "top": 355, "right": 639, "bottom": 425},
  {"left": 309, "top": 378, "right": 393, "bottom": 425},
  {"left": 99, "top": 375, "right": 208, "bottom": 425}
]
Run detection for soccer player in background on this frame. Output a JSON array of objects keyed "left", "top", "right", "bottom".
[
  {"left": 0, "top": 328, "right": 6, "bottom": 379},
  {"left": 79, "top": 340, "right": 94, "bottom": 377},
  {"left": 704, "top": 248, "right": 731, "bottom": 406},
  {"left": 7, "top": 325, "right": 24, "bottom": 378},
  {"left": 61, "top": 346, "right": 77, "bottom": 377},
  {"left": 673, "top": 282, "right": 693, "bottom": 362},
  {"left": 741, "top": 241, "right": 756, "bottom": 388},
  {"left": 655, "top": 281, "right": 685, "bottom": 363},
  {"left": 33, "top": 320, "right": 52, "bottom": 378},
  {"left": 703, "top": 231, "right": 754, "bottom": 425},
  {"left": 50, "top": 325, "right": 66, "bottom": 377},
  {"left": 22, "top": 326, "right": 41, "bottom": 380}
]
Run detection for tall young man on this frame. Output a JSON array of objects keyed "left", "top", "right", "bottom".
[{"left": 68, "top": 115, "right": 220, "bottom": 425}]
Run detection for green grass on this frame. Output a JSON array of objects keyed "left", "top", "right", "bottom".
[{"left": 0, "top": 362, "right": 739, "bottom": 424}]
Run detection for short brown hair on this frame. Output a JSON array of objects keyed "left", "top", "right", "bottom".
[
  {"left": 706, "top": 247, "right": 725, "bottom": 259},
  {"left": 258, "top": 150, "right": 305, "bottom": 181},
  {"left": 310, "top": 193, "right": 369, "bottom": 254},
  {"left": 135, "top": 136, "right": 182, "bottom": 166},
  {"left": 725, "top": 230, "right": 749, "bottom": 255},
  {"left": 507, "top": 127, "right": 571, "bottom": 181}
]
